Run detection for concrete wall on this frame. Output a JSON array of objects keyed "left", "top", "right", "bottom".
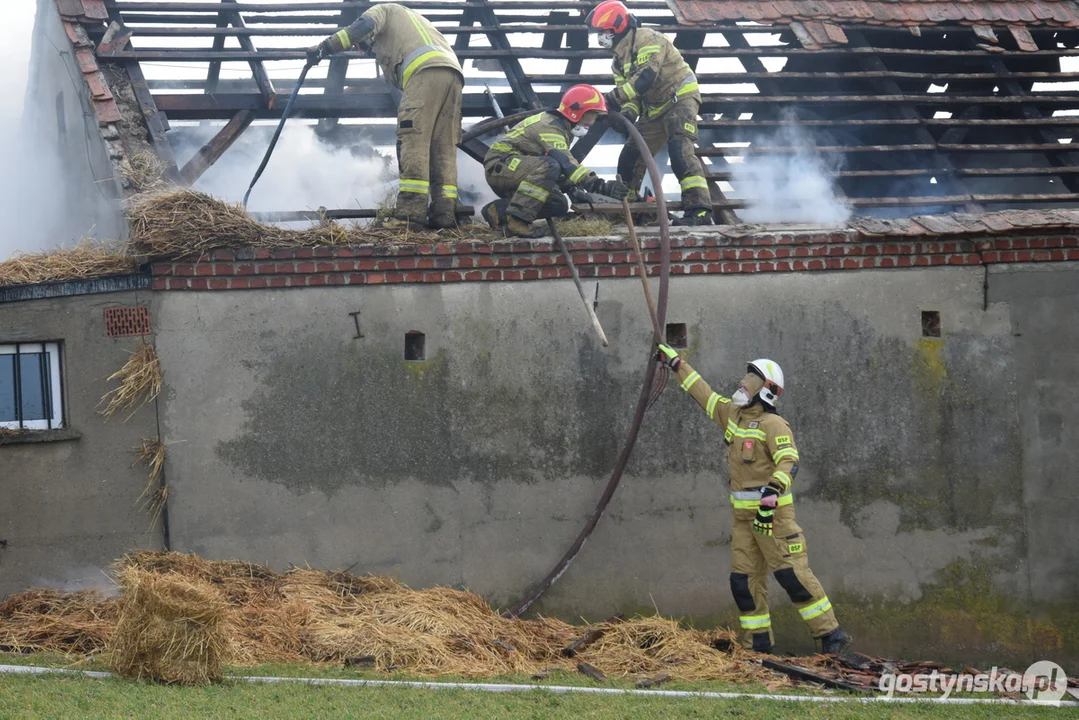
[
  {"left": 0, "top": 291, "right": 163, "bottom": 594},
  {"left": 148, "top": 262, "right": 1079, "bottom": 667}
]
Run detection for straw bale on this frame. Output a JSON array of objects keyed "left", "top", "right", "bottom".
[
  {"left": 108, "top": 566, "right": 231, "bottom": 685},
  {"left": 0, "top": 241, "right": 136, "bottom": 287},
  {"left": 99, "top": 341, "right": 163, "bottom": 421}
]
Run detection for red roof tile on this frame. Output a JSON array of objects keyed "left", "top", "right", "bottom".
[{"left": 667, "top": 0, "right": 1079, "bottom": 28}]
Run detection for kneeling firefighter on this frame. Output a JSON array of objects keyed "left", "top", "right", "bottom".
[
  {"left": 482, "top": 84, "right": 629, "bottom": 238},
  {"left": 309, "top": 3, "right": 463, "bottom": 229},
  {"left": 654, "top": 346, "right": 854, "bottom": 655},
  {"left": 586, "top": 0, "right": 712, "bottom": 226}
]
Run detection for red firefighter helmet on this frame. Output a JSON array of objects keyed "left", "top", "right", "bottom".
[
  {"left": 557, "top": 84, "right": 607, "bottom": 124},
  {"left": 585, "top": 0, "right": 631, "bottom": 33}
]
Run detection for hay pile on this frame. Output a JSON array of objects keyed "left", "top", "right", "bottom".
[
  {"left": 0, "top": 552, "right": 780, "bottom": 686},
  {"left": 127, "top": 190, "right": 496, "bottom": 258},
  {"left": 0, "top": 241, "right": 136, "bottom": 287},
  {"left": 109, "top": 565, "right": 230, "bottom": 685},
  {"left": 0, "top": 590, "right": 117, "bottom": 655}
]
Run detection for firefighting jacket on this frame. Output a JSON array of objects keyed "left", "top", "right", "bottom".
[
  {"left": 485, "top": 112, "right": 599, "bottom": 187},
  {"left": 608, "top": 26, "right": 700, "bottom": 120},
  {"left": 673, "top": 360, "right": 800, "bottom": 510},
  {"left": 329, "top": 3, "right": 461, "bottom": 90}
]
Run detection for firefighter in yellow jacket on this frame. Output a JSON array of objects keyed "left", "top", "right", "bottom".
[
  {"left": 655, "top": 345, "right": 853, "bottom": 655},
  {"left": 482, "top": 85, "right": 629, "bottom": 238},
  {"left": 586, "top": 0, "right": 712, "bottom": 226},
  {"left": 309, "top": 3, "right": 463, "bottom": 229}
]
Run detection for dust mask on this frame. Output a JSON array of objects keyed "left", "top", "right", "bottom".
[
  {"left": 732, "top": 373, "right": 764, "bottom": 408},
  {"left": 597, "top": 31, "right": 614, "bottom": 49},
  {"left": 571, "top": 124, "right": 590, "bottom": 138}
]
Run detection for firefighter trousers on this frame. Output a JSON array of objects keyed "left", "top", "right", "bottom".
[
  {"left": 616, "top": 98, "right": 710, "bottom": 213},
  {"left": 730, "top": 504, "right": 838, "bottom": 650},
  {"left": 484, "top": 154, "right": 570, "bottom": 222},
  {"left": 395, "top": 67, "right": 464, "bottom": 223}
]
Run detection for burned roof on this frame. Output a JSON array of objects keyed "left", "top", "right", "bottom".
[
  {"left": 667, "top": 0, "right": 1079, "bottom": 30},
  {"left": 39, "top": 0, "right": 1079, "bottom": 222}
]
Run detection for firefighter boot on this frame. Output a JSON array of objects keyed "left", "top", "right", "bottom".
[
  {"left": 505, "top": 213, "right": 546, "bottom": 239},
  {"left": 672, "top": 208, "right": 714, "bottom": 226},
  {"left": 482, "top": 199, "right": 507, "bottom": 230},
  {"left": 819, "top": 627, "right": 853, "bottom": 655}
]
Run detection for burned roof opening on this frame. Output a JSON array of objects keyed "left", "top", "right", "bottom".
[{"left": 54, "top": 0, "right": 1079, "bottom": 220}]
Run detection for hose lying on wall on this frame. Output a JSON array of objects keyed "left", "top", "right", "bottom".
[{"left": 470, "top": 110, "right": 672, "bottom": 618}]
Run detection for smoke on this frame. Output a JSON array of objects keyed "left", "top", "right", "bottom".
[
  {"left": 173, "top": 122, "right": 497, "bottom": 217},
  {"left": 0, "top": 1, "right": 56, "bottom": 260},
  {"left": 732, "top": 116, "right": 851, "bottom": 226},
  {"left": 174, "top": 123, "right": 396, "bottom": 212}
]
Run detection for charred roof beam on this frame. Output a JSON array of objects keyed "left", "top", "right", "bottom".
[
  {"left": 469, "top": 0, "right": 541, "bottom": 111},
  {"left": 317, "top": 0, "right": 362, "bottom": 134},
  {"left": 987, "top": 56, "right": 1079, "bottom": 194},
  {"left": 844, "top": 29, "right": 981, "bottom": 214}
]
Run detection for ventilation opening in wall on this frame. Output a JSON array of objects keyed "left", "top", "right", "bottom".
[
  {"left": 665, "top": 323, "right": 688, "bottom": 349},
  {"left": 921, "top": 311, "right": 941, "bottom": 338},
  {"left": 405, "top": 331, "right": 426, "bottom": 361}
]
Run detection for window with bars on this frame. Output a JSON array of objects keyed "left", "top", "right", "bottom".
[{"left": 0, "top": 343, "right": 65, "bottom": 431}]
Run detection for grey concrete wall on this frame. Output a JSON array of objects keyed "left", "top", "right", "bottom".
[
  {"left": 150, "top": 263, "right": 1079, "bottom": 666},
  {"left": 0, "top": 291, "right": 163, "bottom": 595},
  {"left": 24, "top": 0, "right": 126, "bottom": 245}
]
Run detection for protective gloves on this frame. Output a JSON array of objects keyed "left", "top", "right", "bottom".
[
  {"left": 583, "top": 177, "right": 629, "bottom": 200},
  {"left": 654, "top": 343, "right": 682, "bottom": 371},
  {"left": 753, "top": 487, "right": 778, "bottom": 536},
  {"left": 620, "top": 106, "right": 640, "bottom": 125},
  {"left": 306, "top": 40, "right": 332, "bottom": 66}
]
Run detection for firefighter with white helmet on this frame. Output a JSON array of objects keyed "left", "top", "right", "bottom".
[{"left": 655, "top": 345, "right": 853, "bottom": 655}]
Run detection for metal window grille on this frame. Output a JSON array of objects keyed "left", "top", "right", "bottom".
[
  {"left": 0, "top": 343, "right": 61, "bottom": 431},
  {"left": 104, "top": 306, "right": 152, "bottom": 338}
]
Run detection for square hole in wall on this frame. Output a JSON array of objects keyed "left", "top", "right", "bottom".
[
  {"left": 921, "top": 311, "right": 941, "bottom": 338},
  {"left": 405, "top": 331, "right": 426, "bottom": 361},
  {"left": 666, "top": 323, "right": 688, "bottom": 348}
]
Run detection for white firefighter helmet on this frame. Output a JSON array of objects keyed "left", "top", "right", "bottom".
[{"left": 748, "top": 358, "right": 784, "bottom": 407}]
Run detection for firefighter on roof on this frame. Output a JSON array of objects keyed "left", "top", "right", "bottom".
[
  {"left": 586, "top": 0, "right": 713, "bottom": 226},
  {"left": 482, "top": 85, "right": 629, "bottom": 238},
  {"left": 309, "top": 3, "right": 463, "bottom": 230},
  {"left": 655, "top": 346, "right": 854, "bottom": 655}
]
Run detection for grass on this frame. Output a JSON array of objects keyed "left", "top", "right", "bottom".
[
  {"left": 0, "top": 655, "right": 1068, "bottom": 719},
  {"left": 0, "top": 671, "right": 1068, "bottom": 720}
]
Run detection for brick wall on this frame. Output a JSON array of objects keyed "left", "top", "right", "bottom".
[{"left": 150, "top": 231, "right": 1079, "bottom": 290}]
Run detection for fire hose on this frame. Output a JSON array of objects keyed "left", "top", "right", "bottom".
[{"left": 465, "top": 110, "right": 672, "bottom": 618}]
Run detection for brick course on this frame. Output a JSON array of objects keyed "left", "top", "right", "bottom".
[{"left": 148, "top": 231, "right": 1079, "bottom": 291}]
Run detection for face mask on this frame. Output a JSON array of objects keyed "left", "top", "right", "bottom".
[
  {"left": 571, "top": 124, "right": 590, "bottom": 138},
  {"left": 597, "top": 32, "right": 614, "bottom": 49},
  {"left": 732, "top": 373, "right": 764, "bottom": 407}
]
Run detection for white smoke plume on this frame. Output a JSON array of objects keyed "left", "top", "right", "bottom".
[
  {"left": 173, "top": 122, "right": 497, "bottom": 218},
  {"left": 732, "top": 117, "right": 851, "bottom": 226},
  {"left": 173, "top": 122, "right": 396, "bottom": 213},
  {"left": 0, "top": 2, "right": 57, "bottom": 260}
]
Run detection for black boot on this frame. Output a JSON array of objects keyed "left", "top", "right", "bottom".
[
  {"left": 818, "top": 627, "right": 853, "bottom": 655},
  {"left": 672, "top": 208, "right": 713, "bottom": 227},
  {"left": 751, "top": 632, "right": 773, "bottom": 655},
  {"left": 481, "top": 200, "right": 507, "bottom": 230}
]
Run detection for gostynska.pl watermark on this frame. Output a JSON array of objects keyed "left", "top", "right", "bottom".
[{"left": 879, "top": 660, "right": 1070, "bottom": 703}]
